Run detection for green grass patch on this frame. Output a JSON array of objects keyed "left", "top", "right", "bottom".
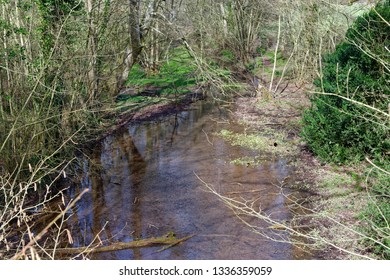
[
  {"left": 217, "top": 129, "right": 298, "bottom": 157},
  {"left": 360, "top": 167, "right": 390, "bottom": 259},
  {"left": 263, "top": 50, "right": 287, "bottom": 65},
  {"left": 319, "top": 170, "right": 355, "bottom": 194},
  {"left": 247, "top": 50, "right": 288, "bottom": 76},
  {"left": 126, "top": 47, "right": 197, "bottom": 96},
  {"left": 230, "top": 156, "right": 267, "bottom": 167},
  {"left": 313, "top": 163, "right": 390, "bottom": 259},
  {"left": 219, "top": 49, "right": 235, "bottom": 63}
]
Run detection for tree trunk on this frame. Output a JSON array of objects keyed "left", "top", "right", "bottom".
[
  {"left": 118, "top": 0, "right": 142, "bottom": 90},
  {"left": 119, "top": 0, "right": 162, "bottom": 89},
  {"left": 85, "top": 0, "right": 99, "bottom": 100},
  {"left": 220, "top": 3, "right": 228, "bottom": 38},
  {"left": 129, "top": 0, "right": 143, "bottom": 65}
]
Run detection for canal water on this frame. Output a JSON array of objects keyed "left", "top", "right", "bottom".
[{"left": 65, "top": 99, "right": 310, "bottom": 259}]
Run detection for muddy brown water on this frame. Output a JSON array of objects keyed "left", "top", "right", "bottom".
[{"left": 65, "top": 99, "right": 311, "bottom": 259}]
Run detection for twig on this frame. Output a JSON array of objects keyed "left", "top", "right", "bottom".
[
  {"left": 155, "top": 234, "right": 195, "bottom": 253},
  {"left": 269, "top": 15, "right": 281, "bottom": 93},
  {"left": 226, "top": 188, "right": 267, "bottom": 195},
  {"left": 202, "top": 129, "right": 213, "bottom": 146},
  {"left": 365, "top": 157, "right": 390, "bottom": 175},
  {"left": 11, "top": 189, "right": 89, "bottom": 260},
  {"left": 310, "top": 90, "right": 389, "bottom": 118}
]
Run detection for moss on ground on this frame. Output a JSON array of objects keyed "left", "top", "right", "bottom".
[
  {"left": 216, "top": 127, "right": 299, "bottom": 165},
  {"left": 126, "top": 48, "right": 197, "bottom": 94}
]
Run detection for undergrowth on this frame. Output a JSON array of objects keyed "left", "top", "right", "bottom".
[
  {"left": 125, "top": 48, "right": 197, "bottom": 98},
  {"left": 302, "top": 1, "right": 389, "bottom": 259}
]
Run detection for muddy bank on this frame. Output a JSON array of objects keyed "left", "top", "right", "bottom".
[
  {"left": 85, "top": 92, "right": 207, "bottom": 147},
  {"left": 230, "top": 85, "right": 371, "bottom": 259}
]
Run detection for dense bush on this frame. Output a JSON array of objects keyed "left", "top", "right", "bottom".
[{"left": 302, "top": 1, "right": 389, "bottom": 163}]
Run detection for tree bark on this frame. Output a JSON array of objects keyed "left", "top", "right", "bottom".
[
  {"left": 129, "top": 0, "right": 143, "bottom": 66},
  {"left": 85, "top": 0, "right": 99, "bottom": 100},
  {"left": 118, "top": 0, "right": 142, "bottom": 89},
  {"left": 220, "top": 3, "right": 228, "bottom": 38}
]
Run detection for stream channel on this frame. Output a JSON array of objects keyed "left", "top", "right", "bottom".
[{"left": 65, "top": 98, "right": 311, "bottom": 260}]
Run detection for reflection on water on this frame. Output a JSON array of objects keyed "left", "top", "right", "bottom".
[{"left": 66, "top": 100, "right": 310, "bottom": 259}]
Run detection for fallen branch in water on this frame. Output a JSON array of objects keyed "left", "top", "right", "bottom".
[
  {"left": 155, "top": 234, "right": 194, "bottom": 253},
  {"left": 53, "top": 234, "right": 195, "bottom": 255}
]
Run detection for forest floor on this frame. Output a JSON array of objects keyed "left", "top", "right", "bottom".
[{"left": 229, "top": 77, "right": 372, "bottom": 259}]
